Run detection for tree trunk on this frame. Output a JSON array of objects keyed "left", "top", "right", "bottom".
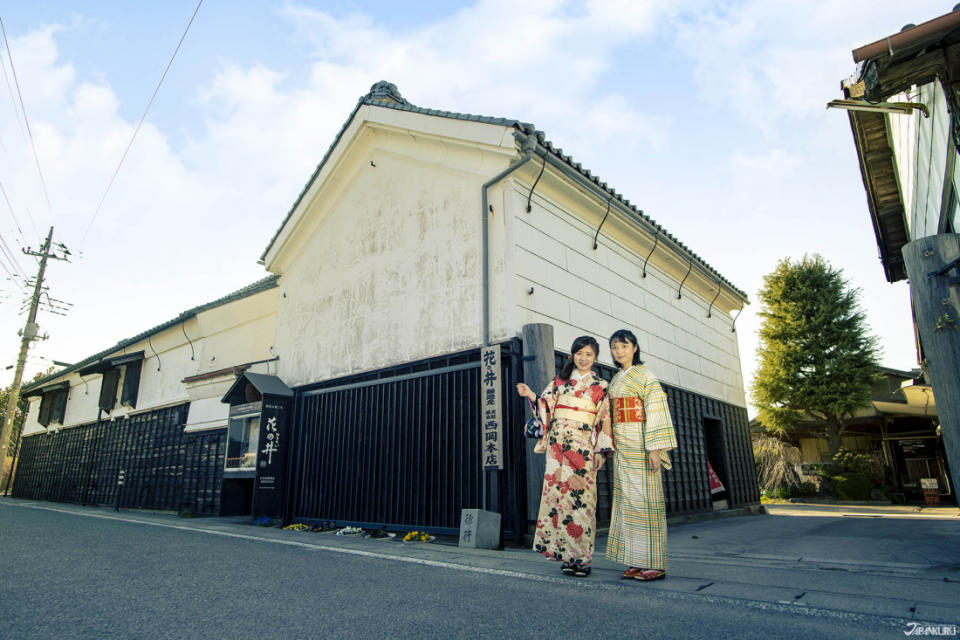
[{"left": 826, "top": 417, "right": 843, "bottom": 457}]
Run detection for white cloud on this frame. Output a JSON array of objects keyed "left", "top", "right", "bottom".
[{"left": 672, "top": 0, "right": 950, "bottom": 132}]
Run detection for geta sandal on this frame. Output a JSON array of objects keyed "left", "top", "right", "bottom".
[{"left": 635, "top": 568, "right": 666, "bottom": 581}]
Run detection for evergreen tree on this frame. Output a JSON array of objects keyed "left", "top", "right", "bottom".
[
  {"left": 752, "top": 255, "right": 880, "bottom": 455},
  {"left": 0, "top": 378, "right": 30, "bottom": 457},
  {"left": 1, "top": 369, "right": 55, "bottom": 476}
]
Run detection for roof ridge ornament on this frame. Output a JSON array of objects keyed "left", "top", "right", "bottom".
[{"left": 366, "top": 80, "right": 410, "bottom": 106}]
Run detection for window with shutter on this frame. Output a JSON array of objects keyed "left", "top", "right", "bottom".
[
  {"left": 37, "top": 393, "right": 54, "bottom": 426},
  {"left": 99, "top": 368, "right": 121, "bottom": 413},
  {"left": 51, "top": 388, "right": 68, "bottom": 425},
  {"left": 121, "top": 360, "right": 142, "bottom": 408}
]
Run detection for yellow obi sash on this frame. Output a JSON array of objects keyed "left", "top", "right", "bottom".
[
  {"left": 552, "top": 393, "right": 599, "bottom": 427},
  {"left": 612, "top": 397, "right": 645, "bottom": 424}
]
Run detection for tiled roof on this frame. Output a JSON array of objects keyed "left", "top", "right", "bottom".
[
  {"left": 23, "top": 275, "right": 280, "bottom": 393},
  {"left": 261, "top": 81, "right": 747, "bottom": 300}
]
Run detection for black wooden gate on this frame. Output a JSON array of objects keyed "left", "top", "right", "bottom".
[
  {"left": 11, "top": 403, "right": 226, "bottom": 515},
  {"left": 285, "top": 344, "right": 526, "bottom": 537}
]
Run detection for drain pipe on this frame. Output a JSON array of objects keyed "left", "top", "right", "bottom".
[
  {"left": 480, "top": 131, "right": 536, "bottom": 519},
  {"left": 481, "top": 132, "right": 537, "bottom": 346}
]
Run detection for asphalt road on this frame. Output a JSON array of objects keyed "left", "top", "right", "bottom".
[{"left": 0, "top": 501, "right": 941, "bottom": 639}]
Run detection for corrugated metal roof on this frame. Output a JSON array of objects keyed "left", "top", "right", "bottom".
[
  {"left": 260, "top": 81, "right": 746, "bottom": 300},
  {"left": 23, "top": 275, "right": 280, "bottom": 393}
]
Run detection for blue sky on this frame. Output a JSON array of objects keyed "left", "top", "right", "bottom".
[{"left": 0, "top": 1, "right": 949, "bottom": 410}]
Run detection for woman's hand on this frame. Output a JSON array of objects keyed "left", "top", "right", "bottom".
[
  {"left": 649, "top": 450, "right": 662, "bottom": 472},
  {"left": 516, "top": 383, "right": 537, "bottom": 402}
]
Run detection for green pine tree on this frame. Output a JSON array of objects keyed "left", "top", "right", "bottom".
[
  {"left": 1, "top": 368, "right": 56, "bottom": 462},
  {"left": 752, "top": 255, "right": 881, "bottom": 455},
  {"left": 1, "top": 379, "right": 30, "bottom": 458}
]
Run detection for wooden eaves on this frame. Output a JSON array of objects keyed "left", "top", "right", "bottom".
[{"left": 845, "top": 8, "right": 960, "bottom": 282}]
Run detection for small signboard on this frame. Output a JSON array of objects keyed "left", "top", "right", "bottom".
[
  {"left": 480, "top": 345, "right": 503, "bottom": 470},
  {"left": 921, "top": 478, "right": 940, "bottom": 506},
  {"left": 221, "top": 372, "right": 293, "bottom": 520},
  {"left": 253, "top": 399, "right": 289, "bottom": 517}
]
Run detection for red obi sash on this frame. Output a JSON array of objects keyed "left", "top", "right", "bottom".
[
  {"left": 612, "top": 397, "right": 645, "bottom": 423},
  {"left": 555, "top": 404, "right": 597, "bottom": 414}
]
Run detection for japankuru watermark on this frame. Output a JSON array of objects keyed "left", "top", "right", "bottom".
[{"left": 904, "top": 623, "right": 958, "bottom": 636}]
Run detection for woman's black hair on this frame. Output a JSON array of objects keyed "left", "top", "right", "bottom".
[
  {"left": 609, "top": 329, "right": 644, "bottom": 368},
  {"left": 559, "top": 335, "right": 600, "bottom": 380}
]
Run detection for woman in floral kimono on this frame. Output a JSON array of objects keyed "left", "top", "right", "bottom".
[
  {"left": 516, "top": 336, "right": 613, "bottom": 577},
  {"left": 606, "top": 329, "right": 677, "bottom": 581}
]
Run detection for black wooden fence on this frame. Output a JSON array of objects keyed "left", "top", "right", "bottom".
[
  {"left": 10, "top": 343, "right": 757, "bottom": 528},
  {"left": 11, "top": 403, "right": 226, "bottom": 515},
  {"left": 285, "top": 343, "right": 527, "bottom": 538},
  {"left": 285, "top": 344, "right": 756, "bottom": 539}
]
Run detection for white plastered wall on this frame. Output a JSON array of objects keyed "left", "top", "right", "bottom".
[
  {"left": 501, "top": 168, "right": 747, "bottom": 407},
  {"left": 21, "top": 287, "right": 279, "bottom": 437},
  {"left": 267, "top": 111, "right": 517, "bottom": 387}
]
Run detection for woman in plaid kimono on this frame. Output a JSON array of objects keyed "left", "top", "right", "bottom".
[
  {"left": 606, "top": 329, "right": 677, "bottom": 581},
  {"left": 516, "top": 336, "right": 614, "bottom": 577}
]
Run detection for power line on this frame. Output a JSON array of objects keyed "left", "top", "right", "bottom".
[
  {"left": 0, "top": 241, "right": 23, "bottom": 292},
  {"left": 0, "top": 179, "right": 27, "bottom": 248},
  {"left": 0, "top": 231, "right": 26, "bottom": 281},
  {"left": 0, "top": 44, "right": 40, "bottom": 246},
  {"left": 0, "top": 263, "right": 22, "bottom": 292},
  {"left": 0, "top": 31, "right": 29, "bottom": 159},
  {"left": 81, "top": 0, "right": 204, "bottom": 245},
  {"left": 0, "top": 16, "right": 54, "bottom": 219}
]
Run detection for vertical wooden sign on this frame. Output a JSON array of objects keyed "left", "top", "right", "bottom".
[{"left": 481, "top": 345, "right": 503, "bottom": 470}]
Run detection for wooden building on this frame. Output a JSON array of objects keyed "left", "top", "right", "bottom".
[
  {"left": 13, "top": 82, "right": 759, "bottom": 538},
  {"left": 835, "top": 8, "right": 960, "bottom": 505}
]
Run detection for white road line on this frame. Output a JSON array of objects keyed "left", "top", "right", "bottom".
[{"left": 0, "top": 501, "right": 931, "bottom": 628}]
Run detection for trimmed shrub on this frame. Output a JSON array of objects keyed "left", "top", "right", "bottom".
[
  {"left": 811, "top": 448, "right": 887, "bottom": 498},
  {"left": 799, "top": 481, "right": 818, "bottom": 497},
  {"left": 831, "top": 473, "right": 873, "bottom": 500},
  {"left": 774, "top": 484, "right": 801, "bottom": 499}
]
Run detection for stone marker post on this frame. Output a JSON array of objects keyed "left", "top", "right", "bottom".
[{"left": 458, "top": 508, "right": 501, "bottom": 549}]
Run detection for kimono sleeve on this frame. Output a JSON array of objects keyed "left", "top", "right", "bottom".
[
  {"left": 643, "top": 376, "right": 678, "bottom": 452},
  {"left": 533, "top": 380, "right": 558, "bottom": 454},
  {"left": 592, "top": 386, "right": 614, "bottom": 455},
  {"left": 536, "top": 379, "right": 559, "bottom": 426}
]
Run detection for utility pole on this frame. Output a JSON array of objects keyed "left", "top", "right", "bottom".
[{"left": 1, "top": 227, "right": 68, "bottom": 491}]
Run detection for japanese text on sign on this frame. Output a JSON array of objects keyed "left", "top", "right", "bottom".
[
  {"left": 261, "top": 415, "right": 279, "bottom": 466},
  {"left": 480, "top": 345, "right": 502, "bottom": 470}
]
